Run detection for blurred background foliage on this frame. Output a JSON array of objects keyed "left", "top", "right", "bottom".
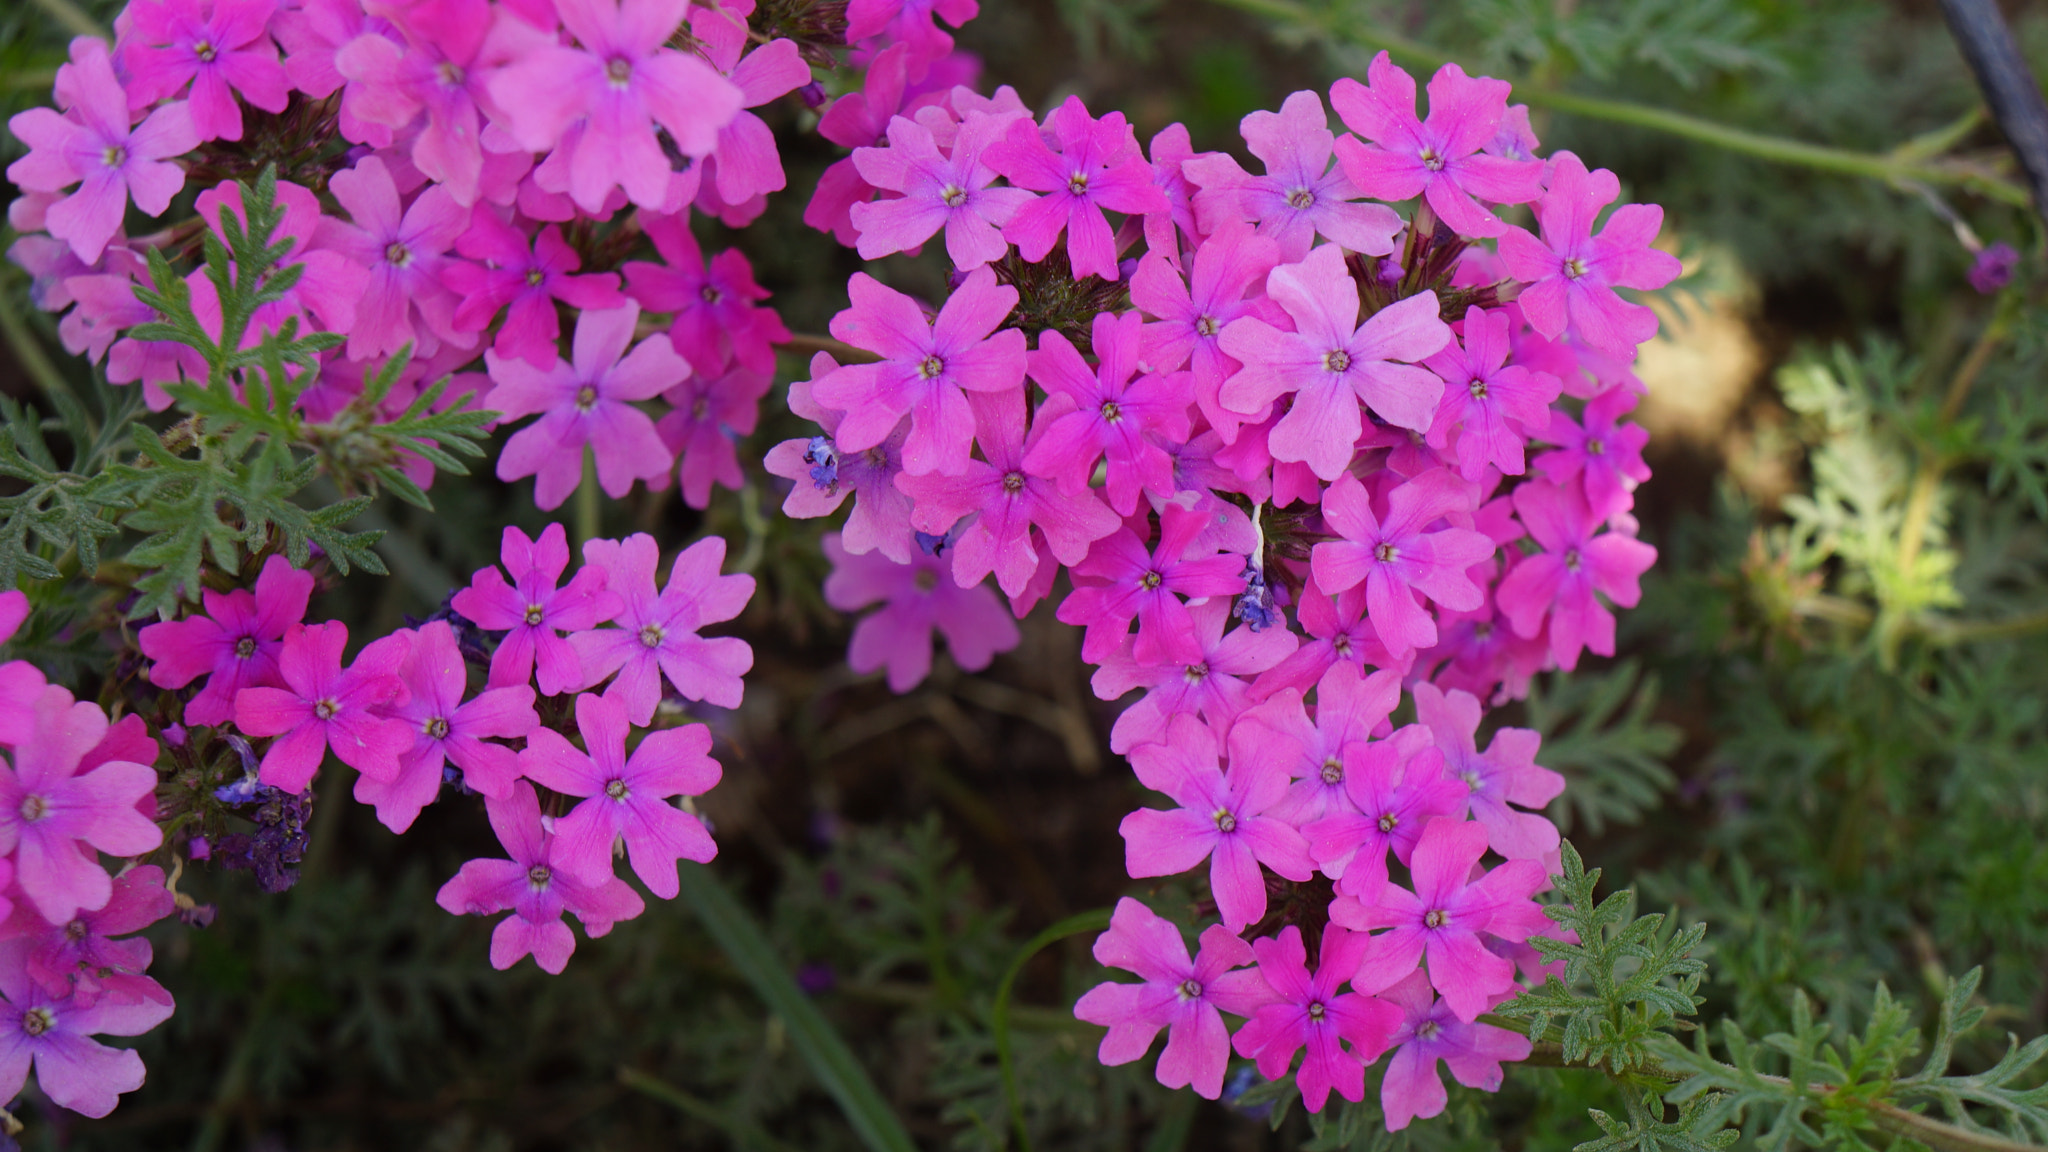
[{"left": 8, "top": 0, "right": 2048, "bottom": 1147}]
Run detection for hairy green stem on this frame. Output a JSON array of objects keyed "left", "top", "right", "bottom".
[
  {"left": 992, "top": 907, "right": 1113, "bottom": 1152},
  {"left": 1199, "top": 0, "right": 2032, "bottom": 207}
]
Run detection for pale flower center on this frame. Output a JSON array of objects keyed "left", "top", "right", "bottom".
[
  {"left": 1419, "top": 146, "right": 1444, "bottom": 172},
  {"left": 524, "top": 603, "right": 546, "bottom": 625},
  {"left": 1002, "top": 471, "right": 1025, "bottom": 493},
  {"left": 314, "top": 697, "right": 340, "bottom": 720},
  {"left": 701, "top": 285, "right": 723, "bottom": 304},
  {"left": 1417, "top": 1020, "right": 1441, "bottom": 1040},
  {"left": 424, "top": 716, "right": 450, "bottom": 739},
  {"left": 575, "top": 384, "right": 598, "bottom": 410},
  {"left": 436, "top": 60, "right": 465, "bottom": 86},
  {"left": 1469, "top": 378, "right": 1488, "bottom": 399},
  {"left": 1099, "top": 400, "right": 1122, "bottom": 423},
  {"left": 1307, "top": 1001, "right": 1326, "bottom": 1021},
  {"left": 1321, "top": 757, "right": 1343, "bottom": 785},
  {"left": 194, "top": 40, "right": 217, "bottom": 62},
  {"left": 235, "top": 636, "right": 257, "bottom": 659},
  {"left": 1378, "top": 812, "right": 1398, "bottom": 832},
  {"left": 1287, "top": 187, "right": 1315, "bottom": 209},
  {"left": 1195, "top": 315, "right": 1219, "bottom": 337},
  {"left": 21, "top": 1008, "right": 52, "bottom": 1037},
  {"left": 606, "top": 57, "right": 633, "bottom": 86},
  {"left": 527, "top": 865, "right": 551, "bottom": 887},
  {"left": 1564, "top": 548, "right": 1582, "bottom": 572},
  {"left": 1564, "top": 257, "right": 1588, "bottom": 280},
  {"left": 940, "top": 184, "right": 967, "bottom": 208},
  {"left": 526, "top": 267, "right": 546, "bottom": 287},
  {"left": 101, "top": 145, "right": 126, "bottom": 169},
  {"left": 605, "top": 779, "right": 629, "bottom": 800},
  {"left": 18, "top": 795, "right": 49, "bottom": 823},
  {"left": 918, "top": 355, "right": 945, "bottom": 379},
  {"left": 1212, "top": 807, "right": 1237, "bottom": 833},
  {"left": 1139, "top": 570, "right": 1163, "bottom": 590},
  {"left": 1182, "top": 662, "right": 1209, "bottom": 683},
  {"left": 1424, "top": 909, "right": 1448, "bottom": 928},
  {"left": 1177, "top": 978, "right": 1202, "bottom": 1001},
  {"left": 1324, "top": 349, "right": 1351, "bottom": 373},
  {"left": 1587, "top": 438, "right": 1607, "bottom": 456},
  {"left": 1068, "top": 171, "right": 1090, "bottom": 195},
  {"left": 639, "top": 623, "right": 665, "bottom": 649},
  {"left": 385, "top": 241, "right": 412, "bottom": 267},
  {"left": 1375, "top": 543, "right": 1398, "bottom": 563}
]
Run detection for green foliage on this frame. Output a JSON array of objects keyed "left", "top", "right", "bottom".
[{"left": 1522, "top": 661, "right": 1682, "bottom": 836}]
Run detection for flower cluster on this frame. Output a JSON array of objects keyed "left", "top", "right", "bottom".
[
  {"left": 6, "top": 0, "right": 808, "bottom": 511},
  {"left": 0, "top": 592, "right": 176, "bottom": 1119},
  {"left": 785, "top": 44, "right": 1672, "bottom": 1126}
]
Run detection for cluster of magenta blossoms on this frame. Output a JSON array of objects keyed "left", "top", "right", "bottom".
[
  {"left": 781, "top": 40, "right": 1673, "bottom": 1126},
  {"left": 5, "top": 0, "right": 823, "bottom": 511}
]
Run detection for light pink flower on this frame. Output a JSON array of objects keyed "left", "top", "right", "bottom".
[
  {"left": 1424, "top": 305, "right": 1561, "bottom": 481},
  {"left": 1310, "top": 470, "right": 1494, "bottom": 658},
  {"left": 233, "top": 621, "right": 414, "bottom": 793},
  {"left": 138, "top": 553, "right": 314, "bottom": 728},
  {"left": 1091, "top": 598, "right": 1297, "bottom": 755},
  {"left": 1377, "top": 969, "right": 1530, "bottom": 1131},
  {"left": 658, "top": 357, "right": 772, "bottom": 511},
  {"left": 1022, "top": 311, "right": 1191, "bottom": 515},
  {"left": 1410, "top": 682, "right": 1564, "bottom": 860},
  {"left": 1496, "top": 151, "right": 1682, "bottom": 358},
  {"left": 571, "top": 534, "right": 755, "bottom": 723},
  {"left": 1497, "top": 480, "right": 1657, "bottom": 670},
  {"left": 1185, "top": 89, "right": 1402, "bottom": 262},
  {"left": 355, "top": 621, "right": 538, "bottom": 832},
  {"left": 0, "top": 688, "right": 162, "bottom": 924},
  {"left": 324, "top": 156, "right": 471, "bottom": 360},
  {"left": 1231, "top": 925, "right": 1402, "bottom": 1113},
  {"left": 0, "top": 938, "right": 174, "bottom": 1118},
  {"left": 123, "top": 0, "right": 289, "bottom": 142},
  {"left": 984, "top": 96, "right": 1170, "bottom": 281},
  {"left": 821, "top": 533, "right": 1020, "bottom": 692},
  {"left": 761, "top": 355, "right": 919, "bottom": 563},
  {"left": 851, "top": 112, "right": 1034, "bottom": 268}
]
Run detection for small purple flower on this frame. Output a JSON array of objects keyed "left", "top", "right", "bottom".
[{"left": 1970, "top": 241, "right": 2019, "bottom": 294}]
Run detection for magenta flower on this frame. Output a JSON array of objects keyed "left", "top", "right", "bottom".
[
  {"left": 821, "top": 533, "right": 1021, "bottom": 692},
  {"left": 1232, "top": 925, "right": 1403, "bottom": 1113},
  {"left": 11, "top": 864, "right": 172, "bottom": 1007},
  {"left": 487, "top": 0, "right": 743, "bottom": 211},
  {"left": 0, "top": 939, "right": 175, "bottom": 1118},
  {"left": 1091, "top": 598, "right": 1297, "bottom": 755},
  {"left": 0, "top": 589, "right": 26, "bottom": 645},
  {"left": 1411, "top": 682, "right": 1564, "bottom": 860},
  {"left": 1249, "top": 575, "right": 1406, "bottom": 700},
  {"left": 1302, "top": 727, "right": 1464, "bottom": 901},
  {"left": 894, "top": 385, "right": 1122, "bottom": 597},
  {"left": 5, "top": 40, "right": 197, "bottom": 263},
  {"left": 1057, "top": 505, "right": 1247, "bottom": 666},
  {"left": 354, "top": 622, "right": 538, "bottom": 833},
  {"left": 1338, "top": 817, "right": 1548, "bottom": 1021},
  {"left": 233, "top": 621, "right": 415, "bottom": 793},
  {"left": 1533, "top": 385, "right": 1651, "bottom": 522},
  {"left": 659, "top": 359, "right": 773, "bottom": 510},
  {"left": 1232, "top": 662, "right": 1402, "bottom": 826},
  {"left": 138, "top": 553, "right": 314, "bottom": 728},
  {"left": 1309, "top": 470, "right": 1495, "bottom": 658},
  {"left": 0, "top": 689, "right": 161, "bottom": 924},
  {"left": 984, "top": 96, "right": 1171, "bottom": 280},
  {"left": 1073, "top": 897, "right": 1274, "bottom": 1100},
  {"left": 193, "top": 178, "right": 366, "bottom": 343},
  {"left": 1120, "top": 714, "right": 1314, "bottom": 931},
  {"left": 807, "top": 44, "right": 931, "bottom": 244},
  {"left": 446, "top": 213, "right": 627, "bottom": 368},
  {"left": 123, "top": 0, "right": 289, "bottom": 142},
  {"left": 435, "top": 781, "right": 647, "bottom": 974},
  {"left": 1185, "top": 89, "right": 1402, "bottom": 263},
  {"left": 1496, "top": 151, "right": 1682, "bottom": 357},
  {"left": 762, "top": 355, "right": 919, "bottom": 563},
  {"left": 331, "top": 0, "right": 495, "bottom": 203},
  {"left": 810, "top": 268, "right": 1026, "bottom": 476},
  {"left": 1425, "top": 306, "right": 1562, "bottom": 481},
  {"left": 452, "top": 523, "right": 624, "bottom": 696},
  {"left": 1128, "top": 221, "right": 1282, "bottom": 444},
  {"left": 325, "top": 156, "right": 470, "bottom": 360},
  {"left": 1497, "top": 480, "right": 1657, "bottom": 670},
  {"left": 571, "top": 533, "right": 756, "bottom": 723},
  {"left": 846, "top": 0, "right": 979, "bottom": 68},
  {"left": 1219, "top": 246, "right": 1450, "bottom": 480},
  {"left": 519, "top": 693, "right": 720, "bottom": 898},
  {"left": 1022, "top": 311, "right": 1191, "bottom": 514},
  {"left": 623, "top": 212, "right": 790, "bottom": 377},
  {"left": 691, "top": 11, "right": 811, "bottom": 208},
  {"left": 1329, "top": 53, "right": 1545, "bottom": 238},
  {"left": 1377, "top": 969, "right": 1531, "bottom": 1131},
  {"left": 487, "top": 302, "right": 683, "bottom": 511},
  {"left": 851, "top": 112, "right": 1035, "bottom": 268}
]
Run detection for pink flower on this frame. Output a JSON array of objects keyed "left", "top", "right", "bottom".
[
  {"left": 846, "top": 0, "right": 980, "bottom": 69},
  {"left": 435, "top": 781, "right": 646, "bottom": 974},
  {"left": 233, "top": 620, "right": 414, "bottom": 793},
  {"left": 807, "top": 44, "right": 933, "bottom": 244},
  {"left": 1496, "top": 151, "right": 1682, "bottom": 357},
  {"left": 822, "top": 533, "right": 1021, "bottom": 692},
  {"left": 762, "top": 356, "right": 919, "bottom": 563},
  {"left": 1424, "top": 306, "right": 1562, "bottom": 481},
  {"left": 331, "top": 0, "right": 496, "bottom": 203},
  {"left": 324, "top": 156, "right": 471, "bottom": 360},
  {"left": 571, "top": 534, "right": 755, "bottom": 723},
  {"left": 1022, "top": 311, "right": 1191, "bottom": 515},
  {"left": 1073, "top": 897, "right": 1273, "bottom": 1100},
  {"left": 1219, "top": 246, "right": 1450, "bottom": 480},
  {"left": 894, "top": 385, "right": 1122, "bottom": 597},
  {"left": 1119, "top": 714, "right": 1314, "bottom": 931},
  {"left": 1091, "top": 598, "right": 1297, "bottom": 755},
  {"left": 0, "top": 688, "right": 162, "bottom": 924},
  {"left": 659, "top": 357, "right": 773, "bottom": 510},
  {"left": 487, "top": 302, "right": 683, "bottom": 510},
  {"left": 519, "top": 692, "right": 720, "bottom": 898},
  {"left": 194, "top": 179, "right": 366, "bottom": 343},
  {"left": 1410, "top": 682, "right": 1563, "bottom": 860},
  {"left": 1232, "top": 662, "right": 1401, "bottom": 826},
  {"left": 984, "top": 96, "right": 1170, "bottom": 280},
  {"left": 1377, "top": 969, "right": 1531, "bottom": 1131},
  {"left": 623, "top": 212, "right": 790, "bottom": 376},
  {"left": 487, "top": 0, "right": 743, "bottom": 211},
  {"left": 810, "top": 268, "right": 1027, "bottom": 476},
  {"left": 138, "top": 553, "right": 314, "bottom": 728},
  {"left": 5, "top": 40, "right": 197, "bottom": 263},
  {"left": 0, "top": 939, "right": 175, "bottom": 1118},
  {"left": 1128, "top": 221, "right": 1282, "bottom": 444},
  {"left": 1301, "top": 726, "right": 1464, "bottom": 900},
  {"left": 1329, "top": 54, "right": 1545, "bottom": 238},
  {"left": 851, "top": 112, "right": 1035, "bottom": 268},
  {"left": 446, "top": 213, "right": 627, "bottom": 368},
  {"left": 354, "top": 621, "right": 539, "bottom": 833},
  {"left": 1337, "top": 817, "right": 1548, "bottom": 1021},
  {"left": 1185, "top": 89, "right": 1402, "bottom": 263},
  {"left": 452, "top": 523, "right": 624, "bottom": 696},
  {"left": 11, "top": 864, "right": 173, "bottom": 1007},
  {"left": 1231, "top": 925, "right": 1403, "bottom": 1113},
  {"left": 1056, "top": 505, "right": 1246, "bottom": 666},
  {"left": 1497, "top": 480, "right": 1657, "bottom": 670},
  {"left": 122, "top": 0, "right": 289, "bottom": 142},
  {"left": 691, "top": 10, "right": 812, "bottom": 208},
  {"left": 1532, "top": 385, "right": 1651, "bottom": 522},
  {"left": 1310, "top": 470, "right": 1495, "bottom": 658},
  {"left": 1249, "top": 576, "right": 1404, "bottom": 700}
]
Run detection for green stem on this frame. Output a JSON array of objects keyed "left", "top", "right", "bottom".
[
  {"left": 1201, "top": 0, "right": 2031, "bottom": 207},
  {"left": 672, "top": 863, "right": 918, "bottom": 1152},
  {"left": 26, "top": 0, "right": 107, "bottom": 39},
  {"left": 0, "top": 278, "right": 69, "bottom": 398},
  {"left": 618, "top": 1067, "right": 808, "bottom": 1152},
  {"left": 574, "top": 448, "right": 601, "bottom": 553},
  {"left": 1925, "top": 606, "right": 2048, "bottom": 644},
  {"left": 992, "top": 907, "right": 1113, "bottom": 1152}
]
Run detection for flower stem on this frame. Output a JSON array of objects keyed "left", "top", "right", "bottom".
[
  {"left": 574, "top": 448, "right": 601, "bottom": 553},
  {"left": 25, "top": 0, "right": 106, "bottom": 39},
  {"left": 1200, "top": 0, "right": 2032, "bottom": 207},
  {"left": 991, "top": 907, "right": 1113, "bottom": 1152},
  {"left": 0, "top": 277, "right": 69, "bottom": 398}
]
